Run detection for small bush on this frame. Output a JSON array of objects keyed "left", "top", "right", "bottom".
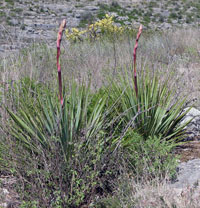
[
  {"left": 121, "top": 131, "right": 179, "bottom": 179},
  {"left": 5, "top": 80, "right": 120, "bottom": 207},
  {"left": 65, "top": 14, "right": 131, "bottom": 42},
  {"left": 109, "top": 70, "right": 189, "bottom": 141}
]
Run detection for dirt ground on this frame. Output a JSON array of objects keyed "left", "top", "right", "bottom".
[{"left": 175, "top": 138, "right": 200, "bottom": 162}]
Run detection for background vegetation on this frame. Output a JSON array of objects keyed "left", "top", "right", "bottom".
[{"left": 0, "top": 15, "right": 200, "bottom": 208}]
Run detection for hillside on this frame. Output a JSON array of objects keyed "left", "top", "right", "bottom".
[{"left": 0, "top": 0, "right": 199, "bottom": 54}]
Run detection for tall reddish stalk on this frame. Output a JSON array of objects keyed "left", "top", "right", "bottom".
[
  {"left": 133, "top": 25, "right": 142, "bottom": 97},
  {"left": 57, "top": 19, "right": 66, "bottom": 106}
]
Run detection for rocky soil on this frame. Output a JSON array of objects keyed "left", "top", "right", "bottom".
[
  {"left": 0, "top": 0, "right": 200, "bottom": 55},
  {"left": 0, "top": 176, "right": 20, "bottom": 208},
  {"left": 168, "top": 107, "right": 200, "bottom": 200}
]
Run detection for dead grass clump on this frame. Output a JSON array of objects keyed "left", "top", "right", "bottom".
[{"left": 100, "top": 176, "right": 200, "bottom": 208}]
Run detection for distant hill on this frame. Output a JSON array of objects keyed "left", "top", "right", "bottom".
[{"left": 0, "top": 0, "right": 199, "bottom": 54}]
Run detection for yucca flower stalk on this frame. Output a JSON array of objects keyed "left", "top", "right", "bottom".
[
  {"left": 133, "top": 25, "right": 142, "bottom": 97},
  {"left": 57, "top": 19, "right": 66, "bottom": 106}
]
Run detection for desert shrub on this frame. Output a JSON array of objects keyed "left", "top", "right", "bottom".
[
  {"left": 109, "top": 69, "right": 190, "bottom": 141},
  {"left": 5, "top": 80, "right": 120, "bottom": 207},
  {"left": 120, "top": 131, "right": 179, "bottom": 179},
  {"left": 65, "top": 14, "right": 132, "bottom": 42},
  {"left": 94, "top": 132, "right": 179, "bottom": 207}
]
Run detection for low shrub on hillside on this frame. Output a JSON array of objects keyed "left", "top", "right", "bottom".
[
  {"left": 65, "top": 14, "right": 133, "bottom": 42},
  {"left": 3, "top": 80, "right": 124, "bottom": 207},
  {"left": 109, "top": 70, "right": 190, "bottom": 141}
]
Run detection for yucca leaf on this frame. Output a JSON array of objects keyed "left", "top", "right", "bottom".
[
  {"left": 7, "top": 109, "right": 36, "bottom": 137},
  {"left": 109, "top": 68, "right": 191, "bottom": 142}
]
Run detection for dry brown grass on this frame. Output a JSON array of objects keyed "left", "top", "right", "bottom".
[
  {"left": 1, "top": 28, "right": 199, "bottom": 104},
  {"left": 108, "top": 175, "right": 200, "bottom": 208}
]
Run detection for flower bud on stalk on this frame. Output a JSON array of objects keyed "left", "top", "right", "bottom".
[
  {"left": 57, "top": 19, "right": 66, "bottom": 106},
  {"left": 133, "top": 25, "right": 142, "bottom": 97}
]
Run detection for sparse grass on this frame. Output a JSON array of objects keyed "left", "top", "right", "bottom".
[
  {"left": 0, "top": 11, "right": 6, "bottom": 17},
  {"left": 5, "top": 0, "right": 14, "bottom": 5},
  {"left": 97, "top": 175, "right": 200, "bottom": 208},
  {"left": 0, "top": 28, "right": 199, "bottom": 103}
]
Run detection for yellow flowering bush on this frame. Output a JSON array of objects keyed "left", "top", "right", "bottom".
[
  {"left": 65, "top": 28, "right": 87, "bottom": 42},
  {"left": 88, "top": 14, "right": 124, "bottom": 37},
  {"left": 65, "top": 14, "right": 128, "bottom": 42}
]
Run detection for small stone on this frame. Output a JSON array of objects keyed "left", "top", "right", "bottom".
[
  {"left": 161, "top": 11, "right": 170, "bottom": 18},
  {"left": 114, "top": 23, "right": 122, "bottom": 27},
  {"left": 117, "top": 16, "right": 129, "bottom": 21},
  {"left": 27, "top": 27, "right": 34, "bottom": 33},
  {"left": 84, "top": 6, "right": 99, "bottom": 11},
  {"left": 172, "top": 20, "right": 178, "bottom": 24},
  {"left": 162, "top": 22, "right": 171, "bottom": 29},
  {"left": 43, "top": 7, "right": 49, "bottom": 12},
  {"left": 9, "top": 19, "right": 20, "bottom": 26},
  {"left": 124, "top": 21, "right": 131, "bottom": 25},
  {"left": 75, "top": 13, "right": 81, "bottom": 18},
  {"left": 110, "top": 12, "right": 118, "bottom": 18},
  {"left": 182, "top": 107, "right": 200, "bottom": 124},
  {"left": 2, "top": 188, "right": 9, "bottom": 194}
]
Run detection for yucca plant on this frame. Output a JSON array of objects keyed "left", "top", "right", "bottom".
[
  {"left": 7, "top": 83, "right": 107, "bottom": 162},
  {"left": 6, "top": 19, "right": 108, "bottom": 162},
  {"left": 5, "top": 82, "right": 113, "bottom": 207},
  {"left": 4, "top": 20, "right": 114, "bottom": 206},
  {"left": 109, "top": 25, "right": 190, "bottom": 142},
  {"left": 110, "top": 71, "right": 190, "bottom": 140}
]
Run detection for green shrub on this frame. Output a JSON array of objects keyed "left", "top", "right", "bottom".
[
  {"left": 120, "top": 131, "right": 179, "bottom": 178},
  {"left": 109, "top": 69, "right": 190, "bottom": 141},
  {"left": 66, "top": 14, "right": 133, "bottom": 42},
  {"left": 5, "top": 0, "right": 14, "bottom": 5},
  {"left": 95, "top": 131, "right": 179, "bottom": 207},
  {"left": 5, "top": 80, "right": 119, "bottom": 207}
]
